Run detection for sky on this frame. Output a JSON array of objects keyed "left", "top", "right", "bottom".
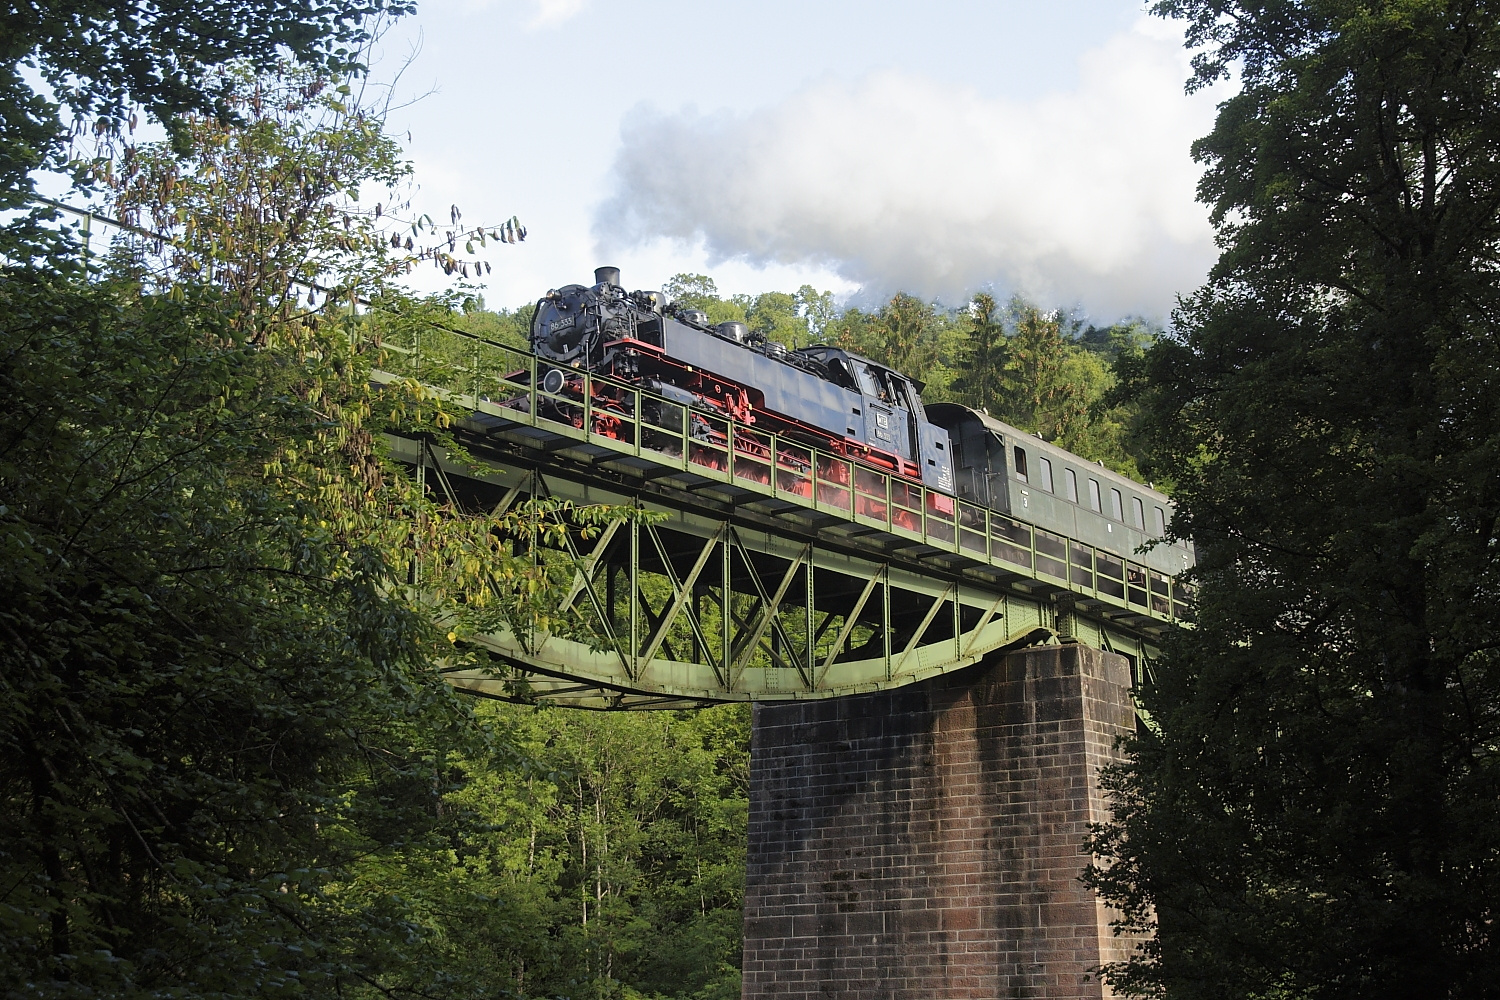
[{"left": 370, "top": 1, "right": 1225, "bottom": 322}]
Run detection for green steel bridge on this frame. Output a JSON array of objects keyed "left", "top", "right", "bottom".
[
  {"left": 36, "top": 198, "right": 1190, "bottom": 710},
  {"left": 376, "top": 324, "right": 1190, "bottom": 710}
]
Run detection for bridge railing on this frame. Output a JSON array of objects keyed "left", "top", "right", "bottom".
[{"left": 370, "top": 321, "right": 1194, "bottom": 626}]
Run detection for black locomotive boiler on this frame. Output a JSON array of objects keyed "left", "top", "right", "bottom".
[{"left": 527, "top": 268, "right": 1190, "bottom": 582}]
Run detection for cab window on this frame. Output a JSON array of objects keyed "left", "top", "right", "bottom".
[
  {"left": 854, "top": 363, "right": 883, "bottom": 399},
  {"left": 889, "top": 377, "right": 917, "bottom": 411},
  {"left": 827, "top": 357, "right": 858, "bottom": 389}
]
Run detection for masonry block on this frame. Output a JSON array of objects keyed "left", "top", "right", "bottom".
[{"left": 741, "top": 645, "right": 1143, "bottom": 1000}]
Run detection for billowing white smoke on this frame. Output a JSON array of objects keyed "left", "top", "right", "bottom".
[{"left": 593, "top": 20, "right": 1221, "bottom": 320}]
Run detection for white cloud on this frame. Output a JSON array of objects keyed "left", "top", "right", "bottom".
[
  {"left": 526, "top": 0, "right": 585, "bottom": 29},
  {"left": 389, "top": 0, "right": 585, "bottom": 25},
  {"left": 593, "top": 18, "right": 1222, "bottom": 321}
]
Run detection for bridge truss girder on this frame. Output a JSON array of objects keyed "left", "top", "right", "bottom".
[{"left": 398, "top": 436, "right": 1164, "bottom": 710}]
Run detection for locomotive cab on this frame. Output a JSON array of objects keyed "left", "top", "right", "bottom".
[{"left": 790, "top": 346, "right": 953, "bottom": 492}]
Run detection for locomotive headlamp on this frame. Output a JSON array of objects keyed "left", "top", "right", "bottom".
[{"left": 541, "top": 368, "right": 567, "bottom": 395}]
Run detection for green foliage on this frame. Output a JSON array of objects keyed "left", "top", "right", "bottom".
[
  {"left": 1, "top": 53, "right": 644, "bottom": 998},
  {"left": 101, "top": 64, "right": 412, "bottom": 333},
  {"left": 662, "top": 273, "right": 721, "bottom": 311},
  {"left": 936, "top": 293, "right": 1152, "bottom": 478},
  {"left": 742, "top": 290, "right": 802, "bottom": 345},
  {"left": 91, "top": 63, "right": 623, "bottom": 657},
  {"left": 830, "top": 292, "right": 940, "bottom": 378},
  {"left": 450, "top": 300, "right": 535, "bottom": 350},
  {"left": 1, "top": 0, "right": 409, "bottom": 262},
  {"left": 660, "top": 275, "right": 838, "bottom": 349},
  {"left": 983, "top": 301, "right": 1144, "bottom": 478},
  {"left": 950, "top": 292, "right": 1005, "bottom": 412},
  {"left": 347, "top": 702, "right": 751, "bottom": 1000},
  {"left": 793, "top": 285, "right": 839, "bottom": 342},
  {"left": 96, "top": 63, "right": 509, "bottom": 323},
  {"left": 0, "top": 269, "right": 663, "bottom": 1000},
  {"left": 1087, "top": 3, "right": 1500, "bottom": 997},
  {"left": 0, "top": 272, "right": 477, "bottom": 996}
]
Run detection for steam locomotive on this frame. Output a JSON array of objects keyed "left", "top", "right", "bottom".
[{"left": 529, "top": 268, "right": 1191, "bottom": 580}]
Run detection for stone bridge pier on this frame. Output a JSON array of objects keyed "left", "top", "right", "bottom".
[{"left": 741, "top": 645, "right": 1142, "bottom": 1000}]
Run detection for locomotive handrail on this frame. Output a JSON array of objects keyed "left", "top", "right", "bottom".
[{"left": 366, "top": 320, "right": 1194, "bottom": 627}]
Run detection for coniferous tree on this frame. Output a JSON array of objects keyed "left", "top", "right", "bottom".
[
  {"left": 951, "top": 292, "right": 1005, "bottom": 414},
  {"left": 869, "top": 291, "right": 937, "bottom": 375}
]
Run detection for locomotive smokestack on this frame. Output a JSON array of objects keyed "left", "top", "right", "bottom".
[{"left": 594, "top": 266, "right": 621, "bottom": 287}]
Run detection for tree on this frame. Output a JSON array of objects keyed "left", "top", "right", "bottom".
[
  {"left": 951, "top": 292, "right": 1005, "bottom": 413},
  {"left": 0, "top": 274, "right": 476, "bottom": 997},
  {"left": 663, "top": 273, "right": 720, "bottom": 311},
  {"left": 795, "top": 284, "right": 839, "bottom": 342},
  {"left": 993, "top": 302, "right": 1072, "bottom": 428},
  {"left": 1, "top": 0, "right": 410, "bottom": 261},
  {"left": 1087, "top": 3, "right": 1500, "bottom": 998},
  {"left": 352, "top": 701, "right": 752, "bottom": 1000},
  {"left": 0, "top": 59, "right": 627, "bottom": 996},
  {"left": 1078, "top": 318, "right": 1157, "bottom": 364},
  {"left": 103, "top": 64, "right": 411, "bottom": 335},
  {"left": 869, "top": 291, "right": 936, "bottom": 374},
  {"left": 745, "top": 290, "right": 804, "bottom": 345},
  {"left": 95, "top": 61, "right": 580, "bottom": 648},
  {"left": 975, "top": 300, "right": 1142, "bottom": 476},
  {"left": 98, "top": 62, "right": 516, "bottom": 327}
]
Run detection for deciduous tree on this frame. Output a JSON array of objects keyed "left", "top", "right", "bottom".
[
  {"left": 2, "top": 0, "right": 410, "bottom": 261},
  {"left": 352, "top": 701, "right": 751, "bottom": 1000},
  {"left": 1088, "top": 3, "right": 1500, "bottom": 997},
  {"left": 0, "top": 57, "right": 625, "bottom": 997},
  {"left": 0, "top": 274, "right": 474, "bottom": 996}
]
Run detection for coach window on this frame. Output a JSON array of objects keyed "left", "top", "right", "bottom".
[
  {"left": 1065, "top": 468, "right": 1079, "bottom": 503},
  {"left": 1037, "top": 456, "right": 1054, "bottom": 492},
  {"left": 1110, "top": 488, "right": 1124, "bottom": 521},
  {"left": 1088, "top": 478, "right": 1102, "bottom": 511},
  {"left": 1154, "top": 506, "right": 1167, "bottom": 536},
  {"left": 1013, "top": 446, "right": 1029, "bottom": 482},
  {"left": 1131, "top": 496, "right": 1145, "bottom": 528}
]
